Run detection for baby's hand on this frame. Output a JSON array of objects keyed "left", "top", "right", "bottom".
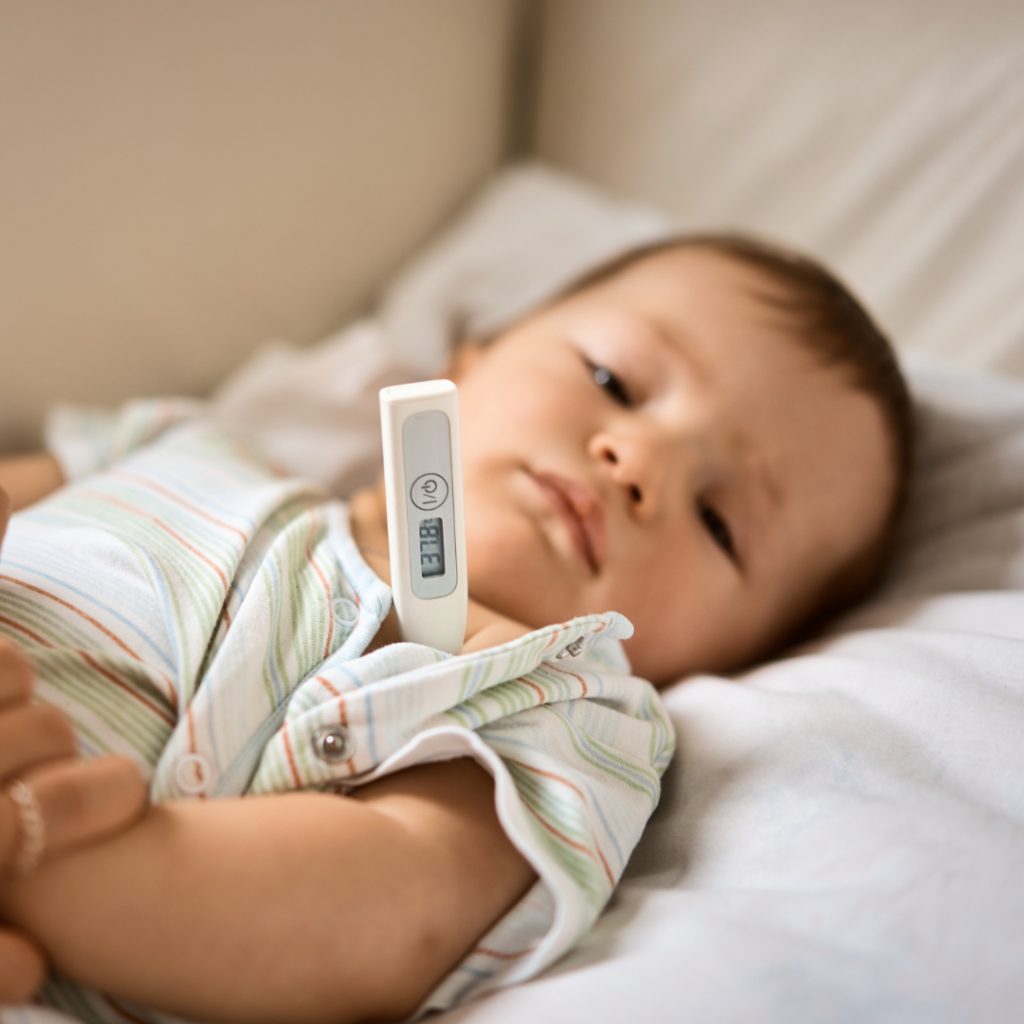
[{"left": 462, "top": 600, "right": 531, "bottom": 655}]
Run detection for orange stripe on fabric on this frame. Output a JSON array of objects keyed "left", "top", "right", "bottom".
[
  {"left": 551, "top": 664, "right": 588, "bottom": 697},
  {"left": 112, "top": 470, "right": 250, "bottom": 544},
  {"left": 518, "top": 675, "right": 548, "bottom": 702},
  {"left": 505, "top": 758, "right": 589, "bottom": 805},
  {"left": 522, "top": 801, "right": 615, "bottom": 887},
  {"left": 0, "top": 576, "right": 177, "bottom": 701},
  {"left": 509, "top": 760, "right": 615, "bottom": 886},
  {"left": 473, "top": 945, "right": 536, "bottom": 960},
  {"left": 77, "top": 490, "right": 229, "bottom": 592},
  {"left": 1, "top": 574, "right": 144, "bottom": 661},
  {"left": 315, "top": 674, "right": 341, "bottom": 698},
  {"left": 522, "top": 801, "right": 592, "bottom": 856},
  {"left": 282, "top": 725, "right": 302, "bottom": 787},
  {"left": 0, "top": 613, "right": 54, "bottom": 648},
  {"left": 594, "top": 840, "right": 615, "bottom": 886},
  {"left": 215, "top": 591, "right": 234, "bottom": 633},
  {"left": 79, "top": 652, "right": 175, "bottom": 727},
  {"left": 313, "top": 678, "right": 350, "bottom": 730}
]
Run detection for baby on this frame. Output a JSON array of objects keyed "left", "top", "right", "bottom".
[{"left": 0, "top": 234, "right": 911, "bottom": 1024}]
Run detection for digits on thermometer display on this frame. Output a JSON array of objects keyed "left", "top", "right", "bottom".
[{"left": 419, "top": 518, "right": 445, "bottom": 577}]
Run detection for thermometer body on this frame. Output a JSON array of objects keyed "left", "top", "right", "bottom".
[{"left": 379, "top": 380, "right": 468, "bottom": 654}]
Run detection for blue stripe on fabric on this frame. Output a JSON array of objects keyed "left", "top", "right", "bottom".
[
  {"left": 487, "top": 726, "right": 628, "bottom": 865},
  {"left": 363, "top": 682, "right": 379, "bottom": 766},
  {"left": 1, "top": 556, "right": 177, "bottom": 674},
  {"left": 450, "top": 964, "right": 494, "bottom": 981},
  {"left": 550, "top": 703, "right": 659, "bottom": 801},
  {"left": 575, "top": 761, "right": 625, "bottom": 867},
  {"left": 127, "top": 465, "right": 262, "bottom": 530},
  {"left": 126, "top": 540, "right": 187, "bottom": 682},
  {"left": 262, "top": 556, "right": 288, "bottom": 706}
]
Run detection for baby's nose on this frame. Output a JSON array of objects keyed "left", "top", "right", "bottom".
[{"left": 589, "top": 431, "right": 669, "bottom": 516}]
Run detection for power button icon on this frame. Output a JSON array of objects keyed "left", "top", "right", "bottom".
[{"left": 410, "top": 473, "right": 449, "bottom": 511}]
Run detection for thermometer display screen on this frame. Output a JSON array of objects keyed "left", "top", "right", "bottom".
[
  {"left": 418, "top": 517, "right": 445, "bottom": 578},
  {"left": 401, "top": 409, "right": 457, "bottom": 600}
]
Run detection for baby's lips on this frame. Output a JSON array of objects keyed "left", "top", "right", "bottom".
[
  {"left": 561, "top": 477, "right": 607, "bottom": 570},
  {"left": 533, "top": 471, "right": 606, "bottom": 572}
]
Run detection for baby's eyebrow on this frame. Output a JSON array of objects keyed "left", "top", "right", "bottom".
[
  {"left": 644, "top": 315, "right": 712, "bottom": 387},
  {"left": 636, "top": 311, "right": 786, "bottom": 563}
]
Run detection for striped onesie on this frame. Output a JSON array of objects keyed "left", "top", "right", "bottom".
[{"left": 0, "top": 400, "right": 675, "bottom": 1024}]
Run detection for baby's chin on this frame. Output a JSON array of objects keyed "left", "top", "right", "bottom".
[
  {"left": 467, "top": 580, "right": 562, "bottom": 634},
  {"left": 621, "top": 637, "right": 688, "bottom": 687},
  {"left": 622, "top": 625, "right": 786, "bottom": 687},
  {"left": 464, "top": 553, "right": 585, "bottom": 635}
]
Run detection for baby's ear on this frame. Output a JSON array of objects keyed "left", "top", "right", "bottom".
[{"left": 442, "top": 341, "right": 486, "bottom": 383}]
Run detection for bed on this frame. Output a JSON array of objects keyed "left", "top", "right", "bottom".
[
  {"left": 197, "top": 162, "right": 1024, "bottom": 1024},
  {"left": 3, "top": 1, "right": 1024, "bottom": 1022}
]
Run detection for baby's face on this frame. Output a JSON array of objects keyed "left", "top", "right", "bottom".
[{"left": 451, "top": 247, "right": 893, "bottom": 684}]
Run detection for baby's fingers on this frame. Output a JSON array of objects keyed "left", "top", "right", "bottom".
[
  {"left": 0, "top": 756, "right": 147, "bottom": 876},
  {"left": 0, "top": 703, "right": 76, "bottom": 780}
]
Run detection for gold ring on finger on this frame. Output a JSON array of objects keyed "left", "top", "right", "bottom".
[{"left": 5, "top": 779, "right": 45, "bottom": 877}]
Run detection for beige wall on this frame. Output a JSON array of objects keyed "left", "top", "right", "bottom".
[
  {"left": 0, "top": 0, "right": 518, "bottom": 451},
  {"left": 532, "top": 0, "right": 1024, "bottom": 377}
]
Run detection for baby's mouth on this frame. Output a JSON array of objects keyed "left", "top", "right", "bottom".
[{"left": 530, "top": 471, "right": 605, "bottom": 574}]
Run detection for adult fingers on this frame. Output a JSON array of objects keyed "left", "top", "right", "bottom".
[
  {"left": 0, "top": 641, "right": 35, "bottom": 709},
  {"left": 35, "top": 756, "right": 149, "bottom": 860},
  {"left": 0, "top": 703, "right": 76, "bottom": 780},
  {"left": 0, "top": 928, "right": 45, "bottom": 1004},
  {"left": 0, "top": 756, "right": 147, "bottom": 876}
]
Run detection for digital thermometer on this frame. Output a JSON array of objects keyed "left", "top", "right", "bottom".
[{"left": 379, "top": 380, "right": 467, "bottom": 654}]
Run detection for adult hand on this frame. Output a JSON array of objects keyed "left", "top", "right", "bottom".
[{"left": 0, "top": 486, "right": 148, "bottom": 1002}]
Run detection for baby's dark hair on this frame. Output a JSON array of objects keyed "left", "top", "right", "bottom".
[{"left": 563, "top": 232, "right": 914, "bottom": 627}]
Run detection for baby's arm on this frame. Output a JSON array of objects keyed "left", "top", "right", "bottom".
[
  {"left": 462, "top": 598, "right": 533, "bottom": 654},
  {"left": 0, "top": 758, "right": 535, "bottom": 1024},
  {"left": 0, "top": 454, "right": 64, "bottom": 511}
]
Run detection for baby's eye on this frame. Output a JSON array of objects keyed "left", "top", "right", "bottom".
[
  {"left": 697, "top": 500, "right": 736, "bottom": 561},
  {"left": 587, "top": 360, "right": 632, "bottom": 406}
]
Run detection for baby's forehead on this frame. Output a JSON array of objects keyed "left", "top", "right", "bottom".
[
  {"left": 558, "top": 248, "right": 811, "bottom": 353},
  {"left": 550, "top": 247, "right": 820, "bottom": 370}
]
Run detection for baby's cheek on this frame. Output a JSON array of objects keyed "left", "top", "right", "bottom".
[
  {"left": 611, "top": 567, "right": 729, "bottom": 683},
  {"left": 463, "top": 509, "right": 572, "bottom": 628}
]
